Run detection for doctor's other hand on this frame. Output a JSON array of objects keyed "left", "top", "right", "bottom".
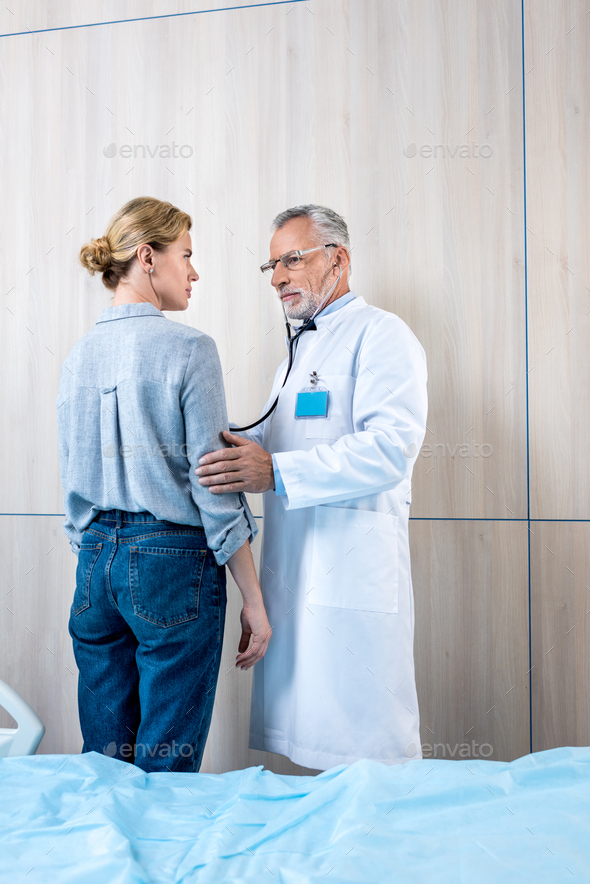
[
  {"left": 196, "top": 430, "right": 275, "bottom": 494},
  {"left": 236, "top": 602, "right": 272, "bottom": 670}
]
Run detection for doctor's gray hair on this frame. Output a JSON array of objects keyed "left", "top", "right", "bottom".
[{"left": 271, "top": 204, "right": 351, "bottom": 273}]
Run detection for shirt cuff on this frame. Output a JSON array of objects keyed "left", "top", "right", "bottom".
[
  {"left": 272, "top": 454, "right": 287, "bottom": 495},
  {"left": 212, "top": 494, "right": 259, "bottom": 566}
]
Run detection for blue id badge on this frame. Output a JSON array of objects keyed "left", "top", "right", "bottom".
[{"left": 295, "top": 388, "right": 329, "bottom": 419}]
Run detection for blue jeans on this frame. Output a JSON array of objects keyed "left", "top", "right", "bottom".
[{"left": 68, "top": 509, "right": 227, "bottom": 772}]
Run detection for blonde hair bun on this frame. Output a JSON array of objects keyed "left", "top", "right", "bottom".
[{"left": 80, "top": 236, "right": 113, "bottom": 275}]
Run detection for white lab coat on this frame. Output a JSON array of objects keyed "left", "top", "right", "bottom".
[{"left": 242, "top": 294, "right": 428, "bottom": 770}]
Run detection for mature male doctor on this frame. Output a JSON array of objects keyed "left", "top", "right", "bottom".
[{"left": 195, "top": 205, "right": 428, "bottom": 770}]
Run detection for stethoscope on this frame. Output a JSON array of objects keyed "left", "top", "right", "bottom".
[{"left": 233, "top": 264, "right": 343, "bottom": 432}]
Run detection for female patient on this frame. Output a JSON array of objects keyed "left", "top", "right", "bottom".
[{"left": 56, "top": 196, "right": 271, "bottom": 772}]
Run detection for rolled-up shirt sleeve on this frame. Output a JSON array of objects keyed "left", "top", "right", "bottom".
[{"left": 180, "top": 334, "right": 257, "bottom": 565}]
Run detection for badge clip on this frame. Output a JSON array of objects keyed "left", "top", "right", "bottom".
[{"left": 295, "top": 372, "right": 329, "bottom": 420}]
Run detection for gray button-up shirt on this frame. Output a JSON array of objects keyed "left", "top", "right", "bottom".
[{"left": 56, "top": 302, "right": 257, "bottom": 565}]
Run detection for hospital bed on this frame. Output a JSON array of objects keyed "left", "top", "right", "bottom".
[
  {"left": 0, "top": 678, "right": 45, "bottom": 757},
  {"left": 1, "top": 742, "right": 589, "bottom": 882}
]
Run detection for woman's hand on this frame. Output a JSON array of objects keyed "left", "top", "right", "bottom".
[
  {"left": 226, "top": 540, "right": 271, "bottom": 669},
  {"left": 236, "top": 602, "right": 272, "bottom": 670}
]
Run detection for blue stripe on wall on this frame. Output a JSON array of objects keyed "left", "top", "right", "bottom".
[
  {"left": 0, "top": 0, "right": 307, "bottom": 39},
  {"left": 521, "top": 0, "right": 533, "bottom": 756}
]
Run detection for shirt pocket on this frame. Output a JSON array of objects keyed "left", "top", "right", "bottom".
[
  {"left": 304, "top": 375, "right": 356, "bottom": 440},
  {"left": 308, "top": 506, "right": 398, "bottom": 614}
]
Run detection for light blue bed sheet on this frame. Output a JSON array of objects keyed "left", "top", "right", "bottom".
[{"left": 1, "top": 746, "right": 589, "bottom": 882}]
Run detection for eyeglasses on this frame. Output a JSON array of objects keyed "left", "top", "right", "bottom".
[{"left": 260, "top": 244, "right": 338, "bottom": 276}]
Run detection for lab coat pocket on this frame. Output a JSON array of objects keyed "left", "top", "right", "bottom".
[
  {"left": 305, "top": 375, "right": 355, "bottom": 440},
  {"left": 309, "top": 506, "right": 398, "bottom": 614}
]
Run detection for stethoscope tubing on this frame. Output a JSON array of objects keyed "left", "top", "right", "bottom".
[
  {"left": 231, "top": 317, "right": 310, "bottom": 432},
  {"left": 231, "top": 266, "right": 343, "bottom": 433}
]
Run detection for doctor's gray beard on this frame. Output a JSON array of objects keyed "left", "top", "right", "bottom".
[
  {"left": 283, "top": 273, "right": 335, "bottom": 321},
  {"left": 283, "top": 287, "right": 317, "bottom": 321}
]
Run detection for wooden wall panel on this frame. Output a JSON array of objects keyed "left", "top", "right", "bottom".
[
  {"left": 346, "top": 0, "right": 527, "bottom": 519},
  {"left": 0, "top": 518, "right": 81, "bottom": 754},
  {"left": 411, "top": 520, "right": 530, "bottom": 762},
  {"left": 530, "top": 522, "right": 590, "bottom": 752},
  {"left": 525, "top": 0, "right": 590, "bottom": 519}
]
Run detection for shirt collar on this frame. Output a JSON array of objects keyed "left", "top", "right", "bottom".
[
  {"left": 319, "top": 289, "right": 356, "bottom": 318},
  {"left": 96, "top": 302, "right": 164, "bottom": 324}
]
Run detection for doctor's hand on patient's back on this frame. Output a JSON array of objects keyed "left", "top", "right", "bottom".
[{"left": 226, "top": 540, "right": 272, "bottom": 670}]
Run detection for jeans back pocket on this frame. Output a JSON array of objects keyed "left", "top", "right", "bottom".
[
  {"left": 73, "top": 542, "right": 103, "bottom": 615},
  {"left": 129, "top": 546, "right": 207, "bottom": 627}
]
